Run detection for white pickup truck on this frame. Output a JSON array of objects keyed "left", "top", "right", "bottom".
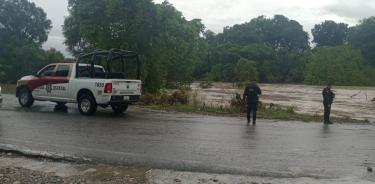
[{"left": 16, "top": 49, "right": 142, "bottom": 115}]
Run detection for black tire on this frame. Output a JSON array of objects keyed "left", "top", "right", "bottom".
[
  {"left": 78, "top": 94, "right": 97, "bottom": 116},
  {"left": 111, "top": 103, "right": 128, "bottom": 114},
  {"left": 18, "top": 88, "right": 34, "bottom": 108}
]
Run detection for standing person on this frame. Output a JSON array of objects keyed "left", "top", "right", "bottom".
[
  {"left": 322, "top": 84, "right": 335, "bottom": 124},
  {"left": 243, "top": 81, "right": 262, "bottom": 125}
]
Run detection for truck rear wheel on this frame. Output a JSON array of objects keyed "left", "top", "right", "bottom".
[
  {"left": 111, "top": 103, "right": 128, "bottom": 114},
  {"left": 18, "top": 88, "right": 34, "bottom": 108},
  {"left": 78, "top": 94, "right": 97, "bottom": 115}
]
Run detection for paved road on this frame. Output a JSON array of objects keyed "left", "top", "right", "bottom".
[{"left": 1, "top": 94, "right": 375, "bottom": 182}]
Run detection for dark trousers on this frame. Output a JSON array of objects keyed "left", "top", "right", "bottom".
[
  {"left": 247, "top": 102, "right": 257, "bottom": 123},
  {"left": 324, "top": 103, "right": 331, "bottom": 123}
]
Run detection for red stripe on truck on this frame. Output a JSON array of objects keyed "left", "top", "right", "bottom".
[{"left": 26, "top": 77, "right": 69, "bottom": 91}]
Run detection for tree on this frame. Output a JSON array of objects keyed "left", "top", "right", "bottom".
[
  {"left": 153, "top": 2, "right": 207, "bottom": 87},
  {"left": 63, "top": 0, "right": 156, "bottom": 55},
  {"left": 0, "top": 0, "right": 51, "bottom": 45},
  {"left": 348, "top": 17, "right": 375, "bottom": 66},
  {"left": 63, "top": 0, "right": 207, "bottom": 92},
  {"left": 220, "top": 15, "right": 310, "bottom": 51},
  {"left": 235, "top": 58, "right": 258, "bottom": 83},
  {"left": 257, "top": 15, "right": 310, "bottom": 51},
  {"left": 235, "top": 44, "right": 275, "bottom": 82},
  {"left": 193, "top": 30, "right": 216, "bottom": 79},
  {"left": 0, "top": 63, "right": 6, "bottom": 82},
  {"left": 43, "top": 48, "right": 65, "bottom": 63},
  {"left": 312, "top": 20, "right": 348, "bottom": 47},
  {"left": 207, "top": 64, "right": 225, "bottom": 81},
  {"left": 203, "top": 15, "right": 310, "bottom": 84},
  {"left": 304, "top": 46, "right": 369, "bottom": 86},
  {"left": 0, "top": 0, "right": 59, "bottom": 83},
  {"left": 0, "top": 35, "right": 64, "bottom": 83}
]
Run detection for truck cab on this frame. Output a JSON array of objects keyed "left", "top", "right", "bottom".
[{"left": 16, "top": 49, "right": 142, "bottom": 115}]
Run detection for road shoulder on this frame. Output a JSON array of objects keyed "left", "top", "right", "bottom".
[{"left": 0, "top": 152, "right": 147, "bottom": 184}]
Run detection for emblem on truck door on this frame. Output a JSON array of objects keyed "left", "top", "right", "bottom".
[{"left": 46, "top": 84, "right": 52, "bottom": 94}]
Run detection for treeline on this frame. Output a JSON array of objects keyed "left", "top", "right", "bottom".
[
  {"left": 199, "top": 17, "right": 375, "bottom": 86},
  {"left": 0, "top": 0, "right": 64, "bottom": 82},
  {"left": 63, "top": 0, "right": 207, "bottom": 92},
  {"left": 1, "top": 0, "right": 375, "bottom": 91}
]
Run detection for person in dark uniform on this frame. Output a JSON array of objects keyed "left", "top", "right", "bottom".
[
  {"left": 243, "top": 81, "right": 262, "bottom": 125},
  {"left": 322, "top": 84, "right": 335, "bottom": 124}
]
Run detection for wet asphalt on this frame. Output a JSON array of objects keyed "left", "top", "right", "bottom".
[{"left": 0, "top": 94, "right": 375, "bottom": 182}]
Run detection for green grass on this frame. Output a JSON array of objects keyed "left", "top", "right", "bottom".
[
  {"left": 258, "top": 107, "right": 321, "bottom": 122},
  {"left": 142, "top": 103, "right": 322, "bottom": 122},
  {"left": 0, "top": 84, "right": 16, "bottom": 94}
]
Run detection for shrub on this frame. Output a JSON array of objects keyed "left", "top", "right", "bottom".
[
  {"left": 141, "top": 94, "right": 159, "bottom": 105},
  {"left": 230, "top": 93, "right": 246, "bottom": 112},
  {"left": 168, "top": 90, "right": 189, "bottom": 105},
  {"left": 140, "top": 89, "right": 189, "bottom": 105}
]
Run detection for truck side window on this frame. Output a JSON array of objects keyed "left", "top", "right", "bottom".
[
  {"left": 56, "top": 65, "right": 70, "bottom": 77},
  {"left": 77, "top": 66, "right": 105, "bottom": 78},
  {"left": 38, "top": 65, "right": 56, "bottom": 77},
  {"left": 77, "top": 66, "right": 91, "bottom": 78}
]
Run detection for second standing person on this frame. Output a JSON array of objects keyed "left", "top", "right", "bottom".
[{"left": 322, "top": 84, "right": 335, "bottom": 124}]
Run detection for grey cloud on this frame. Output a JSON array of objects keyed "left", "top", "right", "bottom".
[
  {"left": 30, "top": 0, "right": 69, "bottom": 56},
  {"left": 324, "top": 1, "right": 375, "bottom": 21},
  {"left": 43, "top": 36, "right": 71, "bottom": 57}
]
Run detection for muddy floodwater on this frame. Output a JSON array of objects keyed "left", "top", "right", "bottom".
[{"left": 191, "top": 82, "right": 375, "bottom": 123}]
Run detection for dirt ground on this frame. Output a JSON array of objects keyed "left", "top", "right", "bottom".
[
  {"left": 0, "top": 152, "right": 147, "bottom": 184},
  {"left": 2, "top": 153, "right": 374, "bottom": 184}
]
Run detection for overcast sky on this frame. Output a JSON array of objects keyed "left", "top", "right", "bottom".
[{"left": 29, "top": 0, "right": 375, "bottom": 57}]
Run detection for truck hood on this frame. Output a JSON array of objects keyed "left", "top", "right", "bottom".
[{"left": 19, "top": 75, "right": 38, "bottom": 81}]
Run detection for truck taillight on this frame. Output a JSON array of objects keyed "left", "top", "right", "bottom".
[{"left": 104, "top": 83, "right": 113, "bottom": 93}]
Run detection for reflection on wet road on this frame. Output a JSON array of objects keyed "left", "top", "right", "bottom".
[{"left": 0, "top": 94, "right": 375, "bottom": 182}]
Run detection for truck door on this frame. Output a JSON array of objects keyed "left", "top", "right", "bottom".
[
  {"left": 49, "top": 64, "right": 71, "bottom": 99},
  {"left": 32, "top": 64, "right": 56, "bottom": 99}
]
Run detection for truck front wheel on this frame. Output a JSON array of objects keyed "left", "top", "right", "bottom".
[
  {"left": 18, "top": 88, "right": 34, "bottom": 108},
  {"left": 111, "top": 103, "right": 128, "bottom": 114},
  {"left": 78, "top": 94, "right": 97, "bottom": 115}
]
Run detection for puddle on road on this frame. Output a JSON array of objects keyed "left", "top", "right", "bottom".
[{"left": 191, "top": 82, "right": 375, "bottom": 123}]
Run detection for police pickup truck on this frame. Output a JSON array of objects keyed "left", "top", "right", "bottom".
[{"left": 16, "top": 49, "right": 142, "bottom": 115}]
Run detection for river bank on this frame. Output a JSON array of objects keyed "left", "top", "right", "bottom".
[{"left": 191, "top": 82, "right": 375, "bottom": 123}]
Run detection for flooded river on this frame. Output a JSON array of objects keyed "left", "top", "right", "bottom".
[{"left": 191, "top": 82, "right": 375, "bottom": 123}]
